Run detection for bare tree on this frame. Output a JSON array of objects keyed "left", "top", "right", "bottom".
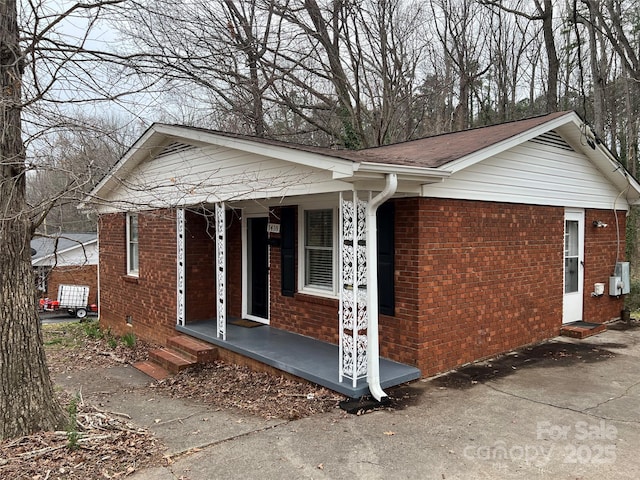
[
  {"left": 0, "top": 0, "right": 144, "bottom": 440},
  {"left": 27, "top": 114, "right": 134, "bottom": 234},
  {"left": 475, "top": 4, "right": 536, "bottom": 123},
  {"left": 119, "top": 0, "right": 277, "bottom": 136},
  {"left": 481, "top": 0, "right": 560, "bottom": 113},
  {"left": 431, "top": 0, "right": 492, "bottom": 130},
  {"left": 578, "top": 0, "right": 640, "bottom": 174},
  {"left": 118, "top": 0, "right": 430, "bottom": 148},
  {"left": 1, "top": 0, "right": 67, "bottom": 440}
]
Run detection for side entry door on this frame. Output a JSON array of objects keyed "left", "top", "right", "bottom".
[{"left": 563, "top": 210, "right": 584, "bottom": 324}]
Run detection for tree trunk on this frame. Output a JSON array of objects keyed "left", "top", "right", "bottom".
[
  {"left": 0, "top": 0, "right": 67, "bottom": 440},
  {"left": 538, "top": 0, "right": 559, "bottom": 112}
]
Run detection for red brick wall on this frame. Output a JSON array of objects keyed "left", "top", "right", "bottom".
[
  {"left": 583, "top": 209, "right": 627, "bottom": 322},
  {"left": 46, "top": 265, "right": 98, "bottom": 304},
  {"left": 406, "top": 199, "right": 566, "bottom": 375},
  {"left": 226, "top": 209, "right": 242, "bottom": 318},
  {"left": 98, "top": 200, "right": 626, "bottom": 379},
  {"left": 98, "top": 210, "right": 178, "bottom": 344},
  {"left": 267, "top": 199, "right": 627, "bottom": 377},
  {"left": 184, "top": 210, "right": 216, "bottom": 321},
  {"left": 182, "top": 208, "right": 243, "bottom": 321},
  {"left": 269, "top": 206, "right": 340, "bottom": 343}
]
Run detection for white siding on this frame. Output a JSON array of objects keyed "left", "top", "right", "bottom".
[
  {"left": 422, "top": 139, "right": 629, "bottom": 210},
  {"left": 100, "top": 144, "right": 353, "bottom": 212}
]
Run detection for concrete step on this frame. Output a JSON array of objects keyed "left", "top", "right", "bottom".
[
  {"left": 148, "top": 348, "right": 195, "bottom": 374},
  {"left": 167, "top": 335, "right": 217, "bottom": 364},
  {"left": 133, "top": 360, "right": 170, "bottom": 381},
  {"left": 560, "top": 322, "right": 607, "bottom": 339}
]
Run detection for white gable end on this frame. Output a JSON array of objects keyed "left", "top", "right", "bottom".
[
  {"left": 422, "top": 133, "right": 630, "bottom": 210},
  {"left": 97, "top": 143, "right": 353, "bottom": 213}
]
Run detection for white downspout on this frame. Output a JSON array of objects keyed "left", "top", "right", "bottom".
[{"left": 366, "top": 173, "right": 397, "bottom": 401}]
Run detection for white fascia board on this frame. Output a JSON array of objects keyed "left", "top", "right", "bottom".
[
  {"left": 357, "top": 161, "right": 451, "bottom": 184},
  {"left": 152, "top": 125, "right": 357, "bottom": 179},
  {"left": 444, "top": 112, "right": 579, "bottom": 173}
]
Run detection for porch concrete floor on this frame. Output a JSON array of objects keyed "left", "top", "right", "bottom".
[{"left": 176, "top": 321, "right": 421, "bottom": 398}]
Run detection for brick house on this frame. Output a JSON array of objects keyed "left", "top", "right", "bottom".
[
  {"left": 31, "top": 232, "right": 98, "bottom": 304},
  {"left": 86, "top": 111, "right": 640, "bottom": 399}
]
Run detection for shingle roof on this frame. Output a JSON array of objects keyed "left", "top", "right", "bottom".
[
  {"left": 168, "top": 111, "right": 571, "bottom": 168},
  {"left": 31, "top": 233, "right": 97, "bottom": 261},
  {"left": 342, "top": 111, "right": 571, "bottom": 167}
]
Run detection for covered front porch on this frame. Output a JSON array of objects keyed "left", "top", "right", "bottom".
[{"left": 177, "top": 320, "right": 421, "bottom": 398}]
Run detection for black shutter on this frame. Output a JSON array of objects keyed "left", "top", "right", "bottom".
[
  {"left": 377, "top": 201, "right": 395, "bottom": 316},
  {"left": 280, "top": 207, "right": 296, "bottom": 297}
]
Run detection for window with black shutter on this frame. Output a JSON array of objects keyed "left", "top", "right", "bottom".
[
  {"left": 377, "top": 202, "right": 395, "bottom": 316},
  {"left": 280, "top": 207, "right": 296, "bottom": 297}
]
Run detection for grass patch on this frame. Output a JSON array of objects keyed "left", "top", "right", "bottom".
[
  {"left": 42, "top": 322, "right": 92, "bottom": 350},
  {"left": 121, "top": 332, "right": 136, "bottom": 348},
  {"left": 83, "top": 321, "right": 103, "bottom": 339}
]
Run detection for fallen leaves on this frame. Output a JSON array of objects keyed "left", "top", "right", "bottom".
[
  {"left": 154, "top": 362, "right": 345, "bottom": 420},
  {"left": 6, "top": 321, "right": 349, "bottom": 479},
  {"left": 0, "top": 402, "right": 164, "bottom": 480}
]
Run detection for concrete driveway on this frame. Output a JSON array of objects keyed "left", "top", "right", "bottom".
[{"left": 57, "top": 321, "right": 640, "bottom": 479}]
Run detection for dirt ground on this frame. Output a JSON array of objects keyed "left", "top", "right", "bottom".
[{"left": 0, "top": 320, "right": 345, "bottom": 479}]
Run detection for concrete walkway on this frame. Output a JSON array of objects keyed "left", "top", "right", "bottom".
[{"left": 55, "top": 321, "right": 640, "bottom": 479}]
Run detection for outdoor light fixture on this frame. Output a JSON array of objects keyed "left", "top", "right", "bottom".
[{"left": 593, "top": 220, "right": 608, "bottom": 228}]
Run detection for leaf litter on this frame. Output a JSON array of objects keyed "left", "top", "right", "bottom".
[{"left": 0, "top": 321, "right": 345, "bottom": 479}]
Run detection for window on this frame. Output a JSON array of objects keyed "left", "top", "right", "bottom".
[
  {"left": 126, "top": 213, "right": 139, "bottom": 276},
  {"left": 35, "top": 267, "right": 50, "bottom": 293},
  {"left": 303, "top": 209, "right": 334, "bottom": 291}
]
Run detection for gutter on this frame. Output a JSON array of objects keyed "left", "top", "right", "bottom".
[{"left": 365, "top": 173, "right": 397, "bottom": 401}]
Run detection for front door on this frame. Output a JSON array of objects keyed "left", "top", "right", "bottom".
[
  {"left": 246, "top": 217, "right": 269, "bottom": 321},
  {"left": 563, "top": 210, "right": 584, "bottom": 324}
]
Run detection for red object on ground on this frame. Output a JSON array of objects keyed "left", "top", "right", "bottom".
[{"left": 43, "top": 299, "right": 60, "bottom": 311}]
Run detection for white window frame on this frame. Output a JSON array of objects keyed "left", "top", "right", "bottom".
[
  {"left": 126, "top": 213, "right": 139, "bottom": 276},
  {"left": 298, "top": 203, "right": 338, "bottom": 297}
]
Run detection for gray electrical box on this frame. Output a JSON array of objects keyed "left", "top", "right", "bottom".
[
  {"left": 610, "top": 276, "right": 623, "bottom": 296},
  {"left": 615, "top": 262, "right": 631, "bottom": 295}
]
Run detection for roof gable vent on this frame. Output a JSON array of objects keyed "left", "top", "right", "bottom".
[
  {"left": 156, "top": 141, "right": 195, "bottom": 159},
  {"left": 529, "top": 130, "right": 574, "bottom": 151}
]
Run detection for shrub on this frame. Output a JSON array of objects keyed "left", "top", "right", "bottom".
[
  {"left": 121, "top": 332, "right": 136, "bottom": 348},
  {"left": 83, "top": 321, "right": 103, "bottom": 339},
  {"left": 625, "top": 279, "right": 640, "bottom": 313}
]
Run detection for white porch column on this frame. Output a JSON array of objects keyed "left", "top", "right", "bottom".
[
  {"left": 176, "top": 208, "right": 186, "bottom": 326},
  {"left": 215, "top": 202, "right": 226, "bottom": 340},
  {"left": 339, "top": 191, "right": 368, "bottom": 388}
]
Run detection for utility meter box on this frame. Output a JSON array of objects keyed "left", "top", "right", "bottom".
[
  {"left": 610, "top": 276, "right": 623, "bottom": 296},
  {"left": 615, "top": 261, "right": 631, "bottom": 295}
]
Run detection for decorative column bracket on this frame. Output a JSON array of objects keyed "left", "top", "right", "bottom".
[
  {"left": 215, "top": 202, "right": 226, "bottom": 340},
  {"left": 339, "top": 191, "right": 368, "bottom": 388}
]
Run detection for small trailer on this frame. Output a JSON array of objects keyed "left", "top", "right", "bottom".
[{"left": 43, "top": 284, "right": 92, "bottom": 319}]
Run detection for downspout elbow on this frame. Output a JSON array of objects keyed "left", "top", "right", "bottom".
[{"left": 366, "top": 173, "right": 397, "bottom": 401}]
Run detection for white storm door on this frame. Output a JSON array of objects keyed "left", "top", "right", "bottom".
[{"left": 563, "top": 210, "right": 584, "bottom": 324}]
